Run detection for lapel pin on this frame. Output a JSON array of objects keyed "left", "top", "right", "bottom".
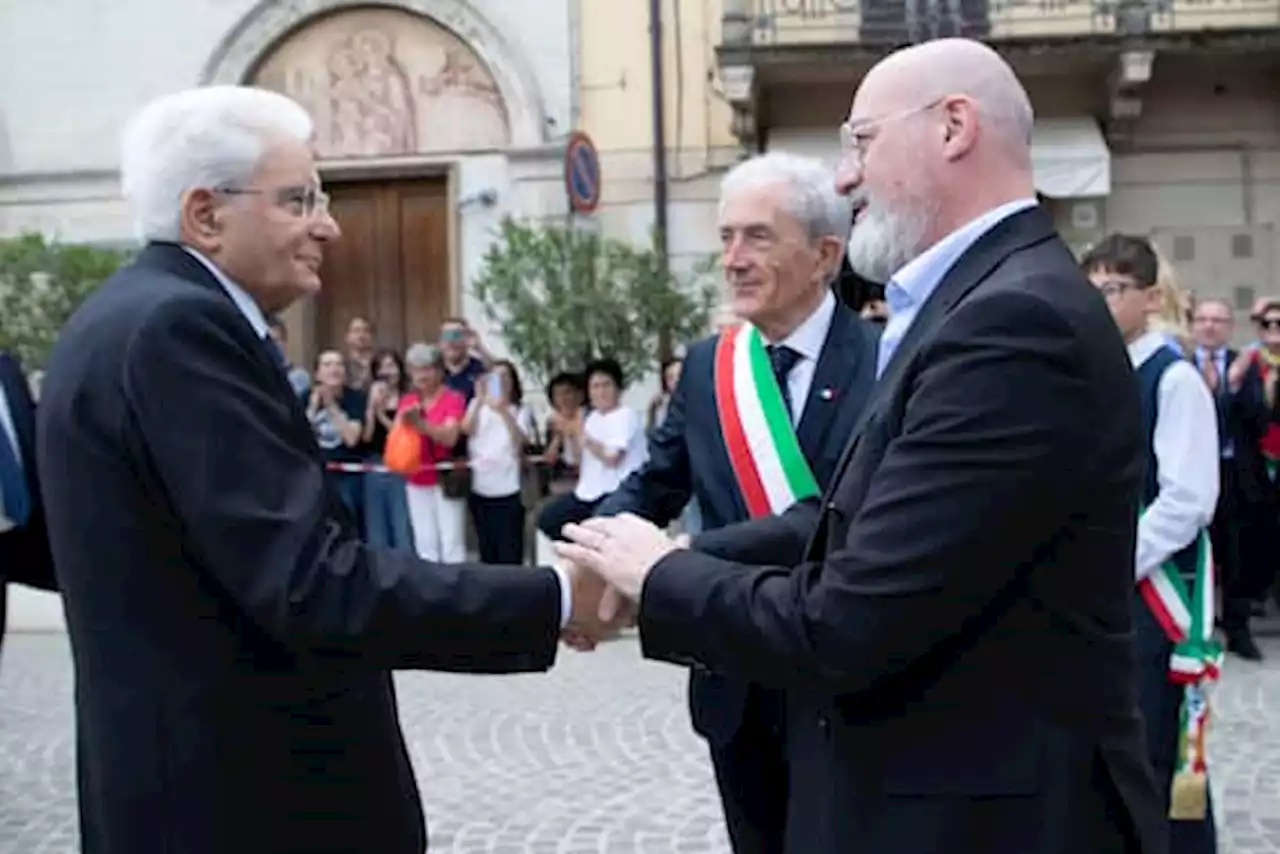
[{"left": 820, "top": 387, "right": 835, "bottom": 401}]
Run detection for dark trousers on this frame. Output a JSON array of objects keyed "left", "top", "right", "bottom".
[
  {"left": 536, "top": 493, "right": 600, "bottom": 541},
  {"left": 469, "top": 492, "right": 526, "bottom": 565},
  {"left": 707, "top": 690, "right": 789, "bottom": 854},
  {"left": 1212, "top": 463, "right": 1252, "bottom": 631},
  {"left": 326, "top": 471, "right": 364, "bottom": 534},
  {"left": 1233, "top": 491, "right": 1279, "bottom": 611},
  {"left": 1133, "top": 592, "right": 1217, "bottom": 854}
]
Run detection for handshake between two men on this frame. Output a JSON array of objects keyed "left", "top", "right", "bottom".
[{"left": 555, "top": 514, "right": 688, "bottom": 651}]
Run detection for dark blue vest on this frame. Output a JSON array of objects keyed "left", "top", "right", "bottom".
[{"left": 1137, "top": 346, "right": 1201, "bottom": 581}]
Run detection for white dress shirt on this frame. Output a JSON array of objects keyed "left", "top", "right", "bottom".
[
  {"left": 1193, "top": 344, "right": 1233, "bottom": 457},
  {"left": 1129, "top": 331, "right": 1221, "bottom": 581},
  {"left": 761, "top": 289, "right": 837, "bottom": 426},
  {"left": 0, "top": 385, "right": 20, "bottom": 534},
  {"left": 181, "top": 246, "right": 574, "bottom": 625}
]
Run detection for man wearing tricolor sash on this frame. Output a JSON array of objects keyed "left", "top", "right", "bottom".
[
  {"left": 590, "top": 152, "right": 879, "bottom": 854},
  {"left": 1086, "top": 234, "right": 1222, "bottom": 854}
]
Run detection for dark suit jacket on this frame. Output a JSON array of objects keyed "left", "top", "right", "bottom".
[
  {"left": 633, "top": 208, "right": 1166, "bottom": 854},
  {"left": 1213, "top": 354, "right": 1276, "bottom": 508},
  {"left": 36, "top": 243, "right": 563, "bottom": 854},
  {"left": 595, "top": 305, "right": 877, "bottom": 742},
  {"left": 0, "top": 351, "right": 57, "bottom": 649}
]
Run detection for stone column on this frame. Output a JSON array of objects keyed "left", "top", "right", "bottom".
[{"left": 722, "top": 0, "right": 752, "bottom": 45}]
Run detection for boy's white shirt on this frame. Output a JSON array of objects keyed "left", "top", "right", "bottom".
[{"left": 1128, "top": 330, "right": 1221, "bottom": 581}]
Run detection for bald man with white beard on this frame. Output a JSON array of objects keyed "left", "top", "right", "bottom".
[{"left": 557, "top": 39, "right": 1167, "bottom": 854}]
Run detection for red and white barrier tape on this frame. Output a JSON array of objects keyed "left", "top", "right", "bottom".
[{"left": 326, "top": 455, "right": 550, "bottom": 475}]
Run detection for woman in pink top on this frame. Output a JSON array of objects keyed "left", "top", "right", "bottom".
[{"left": 398, "top": 343, "right": 467, "bottom": 562}]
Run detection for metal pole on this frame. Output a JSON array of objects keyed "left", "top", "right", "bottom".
[
  {"left": 649, "top": 0, "right": 672, "bottom": 360},
  {"left": 649, "top": 0, "right": 670, "bottom": 275}
]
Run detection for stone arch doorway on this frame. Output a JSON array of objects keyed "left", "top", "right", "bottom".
[{"left": 203, "top": 1, "right": 542, "bottom": 358}]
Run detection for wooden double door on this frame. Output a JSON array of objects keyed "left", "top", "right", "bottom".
[{"left": 313, "top": 177, "right": 451, "bottom": 356}]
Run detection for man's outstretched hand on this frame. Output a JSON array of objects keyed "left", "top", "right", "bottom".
[
  {"left": 559, "top": 560, "right": 634, "bottom": 651},
  {"left": 556, "top": 519, "right": 691, "bottom": 651}
]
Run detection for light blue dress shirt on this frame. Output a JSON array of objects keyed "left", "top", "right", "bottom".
[{"left": 875, "top": 198, "right": 1039, "bottom": 378}]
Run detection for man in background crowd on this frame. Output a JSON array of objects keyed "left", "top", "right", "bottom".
[
  {"left": 440, "top": 316, "right": 493, "bottom": 402},
  {"left": 344, "top": 315, "right": 375, "bottom": 390},
  {"left": 1190, "top": 297, "right": 1267, "bottom": 660}
]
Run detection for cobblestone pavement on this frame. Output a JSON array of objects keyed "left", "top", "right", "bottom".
[{"left": 3, "top": 630, "right": 1279, "bottom": 853}]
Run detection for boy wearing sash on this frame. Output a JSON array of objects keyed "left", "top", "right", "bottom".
[{"left": 1084, "top": 234, "right": 1222, "bottom": 854}]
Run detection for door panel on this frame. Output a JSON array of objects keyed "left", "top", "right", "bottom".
[
  {"left": 317, "top": 184, "right": 382, "bottom": 353},
  {"left": 399, "top": 181, "right": 451, "bottom": 348},
  {"left": 315, "top": 177, "right": 451, "bottom": 357}
]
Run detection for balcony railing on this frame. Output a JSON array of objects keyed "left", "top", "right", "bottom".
[{"left": 740, "top": 0, "right": 1280, "bottom": 47}]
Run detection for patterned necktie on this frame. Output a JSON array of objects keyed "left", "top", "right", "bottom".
[
  {"left": 0, "top": 416, "right": 30, "bottom": 528},
  {"left": 766, "top": 344, "right": 802, "bottom": 420}
]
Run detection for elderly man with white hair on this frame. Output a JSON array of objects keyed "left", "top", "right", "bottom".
[
  {"left": 585, "top": 151, "right": 879, "bottom": 854},
  {"left": 35, "top": 86, "right": 623, "bottom": 854},
  {"left": 558, "top": 38, "right": 1167, "bottom": 854}
]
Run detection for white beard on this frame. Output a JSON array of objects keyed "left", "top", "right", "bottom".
[{"left": 845, "top": 193, "right": 935, "bottom": 285}]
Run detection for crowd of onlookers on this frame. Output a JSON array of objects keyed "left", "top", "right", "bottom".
[{"left": 268, "top": 314, "right": 689, "bottom": 566}]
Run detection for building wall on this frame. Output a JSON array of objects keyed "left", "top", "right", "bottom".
[
  {"left": 576, "top": 0, "right": 741, "bottom": 268},
  {"left": 1108, "top": 55, "right": 1280, "bottom": 333}
]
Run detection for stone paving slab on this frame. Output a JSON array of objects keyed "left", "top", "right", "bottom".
[{"left": 2, "top": 630, "right": 1278, "bottom": 853}]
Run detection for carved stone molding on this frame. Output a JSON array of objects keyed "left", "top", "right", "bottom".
[
  {"left": 1107, "top": 48, "right": 1153, "bottom": 124},
  {"left": 719, "top": 64, "right": 758, "bottom": 146},
  {"left": 201, "top": 0, "right": 548, "bottom": 149}
]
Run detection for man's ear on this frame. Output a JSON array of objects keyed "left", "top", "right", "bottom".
[
  {"left": 180, "top": 188, "right": 222, "bottom": 251},
  {"left": 815, "top": 235, "right": 846, "bottom": 285}
]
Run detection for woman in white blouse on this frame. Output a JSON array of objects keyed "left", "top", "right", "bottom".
[
  {"left": 461, "top": 360, "right": 536, "bottom": 564},
  {"left": 536, "top": 358, "right": 647, "bottom": 540}
]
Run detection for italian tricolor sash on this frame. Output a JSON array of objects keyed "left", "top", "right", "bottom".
[
  {"left": 713, "top": 324, "right": 819, "bottom": 518},
  {"left": 1136, "top": 529, "right": 1222, "bottom": 684},
  {"left": 1136, "top": 520, "right": 1223, "bottom": 821}
]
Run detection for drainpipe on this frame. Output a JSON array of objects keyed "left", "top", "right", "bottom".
[
  {"left": 568, "top": 0, "right": 582, "bottom": 129},
  {"left": 649, "top": 0, "right": 670, "bottom": 276}
]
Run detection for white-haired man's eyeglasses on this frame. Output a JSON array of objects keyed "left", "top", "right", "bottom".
[{"left": 214, "top": 184, "right": 330, "bottom": 218}]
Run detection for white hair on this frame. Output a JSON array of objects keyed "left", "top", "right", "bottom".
[
  {"left": 719, "top": 152, "right": 851, "bottom": 244},
  {"left": 404, "top": 343, "right": 443, "bottom": 368},
  {"left": 120, "top": 85, "right": 314, "bottom": 242}
]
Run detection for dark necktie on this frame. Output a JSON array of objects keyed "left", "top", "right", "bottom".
[
  {"left": 766, "top": 344, "right": 802, "bottom": 420},
  {"left": 0, "top": 417, "right": 30, "bottom": 528},
  {"left": 265, "top": 337, "right": 290, "bottom": 375}
]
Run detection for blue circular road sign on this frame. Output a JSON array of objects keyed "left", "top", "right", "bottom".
[{"left": 564, "top": 131, "right": 601, "bottom": 215}]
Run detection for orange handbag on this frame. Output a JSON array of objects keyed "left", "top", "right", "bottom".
[{"left": 383, "top": 419, "right": 422, "bottom": 475}]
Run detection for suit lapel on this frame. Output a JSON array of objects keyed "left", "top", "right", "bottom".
[
  {"left": 793, "top": 303, "right": 844, "bottom": 458},
  {"left": 830, "top": 207, "right": 1060, "bottom": 482},
  {"left": 137, "top": 244, "right": 297, "bottom": 389},
  {"left": 795, "top": 307, "right": 867, "bottom": 470},
  {"left": 134, "top": 243, "right": 315, "bottom": 446}
]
